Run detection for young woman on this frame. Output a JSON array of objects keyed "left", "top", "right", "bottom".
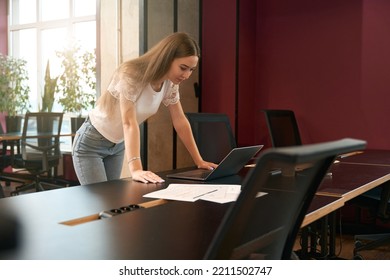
[{"left": 72, "top": 32, "right": 217, "bottom": 185}]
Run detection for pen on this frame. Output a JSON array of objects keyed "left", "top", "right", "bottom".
[{"left": 193, "top": 189, "right": 218, "bottom": 199}]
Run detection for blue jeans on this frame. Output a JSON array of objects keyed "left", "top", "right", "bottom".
[{"left": 72, "top": 119, "right": 125, "bottom": 185}]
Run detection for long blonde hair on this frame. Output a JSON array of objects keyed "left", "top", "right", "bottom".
[{"left": 98, "top": 32, "right": 200, "bottom": 114}]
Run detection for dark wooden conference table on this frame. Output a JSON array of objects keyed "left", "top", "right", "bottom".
[
  {"left": 0, "top": 149, "right": 389, "bottom": 260},
  {"left": 301, "top": 150, "right": 390, "bottom": 258}
]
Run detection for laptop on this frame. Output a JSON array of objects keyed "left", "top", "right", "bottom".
[{"left": 167, "top": 145, "right": 264, "bottom": 181}]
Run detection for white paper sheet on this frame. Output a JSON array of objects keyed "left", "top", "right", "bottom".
[{"left": 143, "top": 184, "right": 242, "bottom": 204}]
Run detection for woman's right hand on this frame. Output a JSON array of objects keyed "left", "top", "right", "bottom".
[
  {"left": 131, "top": 169, "right": 165, "bottom": 184},
  {"left": 197, "top": 160, "right": 218, "bottom": 171}
]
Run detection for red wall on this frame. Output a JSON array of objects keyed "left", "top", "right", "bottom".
[
  {"left": 201, "top": 0, "right": 237, "bottom": 130},
  {"left": 255, "top": 0, "right": 364, "bottom": 148},
  {"left": 237, "top": 0, "right": 257, "bottom": 146},
  {"left": 360, "top": 0, "right": 390, "bottom": 149},
  {"left": 201, "top": 0, "right": 258, "bottom": 147},
  {"left": 201, "top": 0, "right": 390, "bottom": 150}
]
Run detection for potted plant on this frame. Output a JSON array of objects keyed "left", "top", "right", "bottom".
[
  {"left": 0, "top": 53, "right": 31, "bottom": 132},
  {"left": 40, "top": 60, "right": 58, "bottom": 113},
  {"left": 56, "top": 44, "right": 96, "bottom": 132}
]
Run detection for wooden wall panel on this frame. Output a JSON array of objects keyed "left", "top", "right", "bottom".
[
  {"left": 175, "top": 0, "right": 200, "bottom": 168},
  {"left": 146, "top": 0, "right": 175, "bottom": 172},
  {"left": 146, "top": 0, "right": 200, "bottom": 171}
]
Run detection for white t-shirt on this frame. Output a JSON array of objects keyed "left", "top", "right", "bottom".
[{"left": 89, "top": 75, "right": 180, "bottom": 144}]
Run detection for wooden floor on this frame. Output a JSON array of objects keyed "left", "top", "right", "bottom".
[
  {"left": 2, "top": 180, "right": 390, "bottom": 260},
  {"left": 337, "top": 234, "right": 390, "bottom": 260}
]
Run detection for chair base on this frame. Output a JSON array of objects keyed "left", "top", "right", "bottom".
[
  {"left": 11, "top": 182, "right": 44, "bottom": 195},
  {"left": 0, "top": 173, "right": 31, "bottom": 185},
  {"left": 353, "top": 232, "right": 390, "bottom": 259}
]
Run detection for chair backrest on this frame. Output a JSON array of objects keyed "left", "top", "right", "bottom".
[
  {"left": 185, "top": 113, "right": 237, "bottom": 163},
  {"left": 204, "top": 138, "right": 366, "bottom": 259},
  {"left": 20, "top": 112, "right": 63, "bottom": 173},
  {"left": 262, "top": 109, "right": 302, "bottom": 147}
]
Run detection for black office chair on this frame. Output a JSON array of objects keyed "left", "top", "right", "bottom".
[
  {"left": 262, "top": 109, "right": 390, "bottom": 259},
  {"left": 262, "top": 109, "right": 302, "bottom": 147},
  {"left": 185, "top": 112, "right": 237, "bottom": 163},
  {"left": 10, "top": 112, "right": 69, "bottom": 195},
  {"left": 204, "top": 138, "right": 366, "bottom": 259}
]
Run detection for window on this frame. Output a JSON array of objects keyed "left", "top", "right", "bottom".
[
  {"left": 8, "top": 0, "right": 96, "bottom": 114},
  {"left": 8, "top": 0, "right": 96, "bottom": 151}
]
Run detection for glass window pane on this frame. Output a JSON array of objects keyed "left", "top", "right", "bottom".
[
  {"left": 41, "top": 0, "right": 69, "bottom": 21},
  {"left": 11, "top": 0, "right": 37, "bottom": 25},
  {"left": 10, "top": 29, "right": 38, "bottom": 112},
  {"left": 41, "top": 28, "right": 67, "bottom": 113},
  {"left": 74, "top": 0, "right": 96, "bottom": 17},
  {"left": 74, "top": 21, "right": 96, "bottom": 52},
  {"left": 41, "top": 28, "right": 67, "bottom": 77}
]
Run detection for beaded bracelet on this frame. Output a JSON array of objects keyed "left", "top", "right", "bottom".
[{"left": 127, "top": 156, "right": 141, "bottom": 165}]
